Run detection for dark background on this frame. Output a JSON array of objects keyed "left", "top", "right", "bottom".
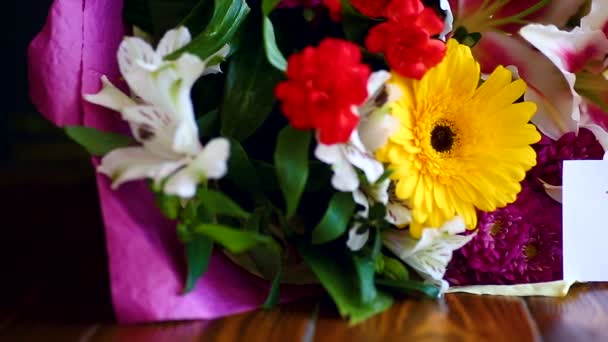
[{"left": 2, "top": 1, "right": 114, "bottom": 321}]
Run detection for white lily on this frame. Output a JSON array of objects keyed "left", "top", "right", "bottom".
[
  {"left": 382, "top": 216, "right": 474, "bottom": 293},
  {"left": 84, "top": 27, "right": 231, "bottom": 198}
]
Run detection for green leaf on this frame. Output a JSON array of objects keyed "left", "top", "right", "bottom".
[
  {"left": 220, "top": 17, "right": 284, "bottom": 141},
  {"left": 263, "top": 17, "right": 287, "bottom": 72},
  {"left": 262, "top": 0, "right": 282, "bottom": 16},
  {"left": 193, "top": 223, "right": 271, "bottom": 253},
  {"left": 352, "top": 255, "right": 377, "bottom": 304},
  {"left": 311, "top": 192, "right": 357, "bottom": 244},
  {"left": 226, "top": 139, "right": 262, "bottom": 194},
  {"left": 274, "top": 126, "right": 312, "bottom": 218},
  {"left": 197, "top": 109, "right": 220, "bottom": 138},
  {"left": 167, "top": 0, "right": 250, "bottom": 61},
  {"left": 376, "top": 278, "right": 440, "bottom": 299},
  {"left": 262, "top": 257, "right": 282, "bottom": 309},
  {"left": 153, "top": 190, "right": 181, "bottom": 220},
  {"left": 296, "top": 242, "right": 393, "bottom": 324},
  {"left": 179, "top": 0, "right": 214, "bottom": 35},
  {"left": 183, "top": 235, "right": 214, "bottom": 293},
  {"left": 196, "top": 188, "right": 250, "bottom": 219},
  {"left": 340, "top": 0, "right": 378, "bottom": 43},
  {"left": 64, "top": 126, "right": 133, "bottom": 156}
]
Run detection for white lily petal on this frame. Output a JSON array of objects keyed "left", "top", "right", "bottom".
[
  {"left": 84, "top": 75, "right": 136, "bottom": 112},
  {"left": 346, "top": 224, "right": 369, "bottom": 251},
  {"left": 580, "top": 122, "right": 608, "bottom": 151},
  {"left": 382, "top": 217, "right": 472, "bottom": 290},
  {"left": 117, "top": 36, "right": 161, "bottom": 77},
  {"left": 439, "top": 0, "right": 453, "bottom": 41},
  {"left": 527, "top": 88, "right": 578, "bottom": 140},
  {"left": 314, "top": 143, "right": 359, "bottom": 192},
  {"left": 156, "top": 26, "right": 191, "bottom": 58},
  {"left": 121, "top": 105, "right": 190, "bottom": 158},
  {"left": 366, "top": 70, "right": 391, "bottom": 99},
  {"left": 581, "top": 0, "right": 608, "bottom": 32},
  {"left": 386, "top": 202, "right": 412, "bottom": 226},
  {"left": 191, "top": 137, "right": 231, "bottom": 179},
  {"left": 345, "top": 132, "right": 384, "bottom": 184},
  {"left": 175, "top": 53, "right": 207, "bottom": 88},
  {"left": 98, "top": 147, "right": 185, "bottom": 189},
  {"left": 163, "top": 166, "right": 199, "bottom": 198},
  {"left": 352, "top": 189, "right": 370, "bottom": 218},
  {"left": 538, "top": 179, "right": 562, "bottom": 203},
  {"left": 358, "top": 111, "right": 399, "bottom": 152}
]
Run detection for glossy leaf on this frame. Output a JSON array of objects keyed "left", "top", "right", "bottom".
[
  {"left": 352, "top": 255, "right": 377, "bottom": 304},
  {"left": 64, "top": 126, "right": 133, "bottom": 156},
  {"left": 197, "top": 188, "right": 250, "bottom": 219},
  {"left": 262, "top": 256, "right": 283, "bottom": 309},
  {"left": 193, "top": 223, "right": 271, "bottom": 253},
  {"left": 311, "top": 192, "right": 356, "bottom": 244},
  {"left": 296, "top": 242, "right": 393, "bottom": 324},
  {"left": 274, "top": 126, "right": 312, "bottom": 218},
  {"left": 263, "top": 17, "right": 287, "bottom": 72},
  {"left": 226, "top": 139, "right": 262, "bottom": 194},
  {"left": 197, "top": 109, "right": 220, "bottom": 138},
  {"left": 183, "top": 235, "right": 213, "bottom": 293},
  {"left": 167, "top": 0, "right": 250, "bottom": 60},
  {"left": 220, "top": 17, "right": 284, "bottom": 141},
  {"left": 179, "top": 0, "right": 214, "bottom": 34},
  {"left": 376, "top": 278, "right": 440, "bottom": 299},
  {"left": 262, "top": 0, "right": 282, "bottom": 15},
  {"left": 153, "top": 190, "right": 181, "bottom": 220}
]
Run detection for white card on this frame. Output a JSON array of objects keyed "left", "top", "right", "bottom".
[{"left": 563, "top": 155, "right": 608, "bottom": 281}]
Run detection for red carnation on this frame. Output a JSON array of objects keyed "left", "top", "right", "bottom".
[
  {"left": 351, "top": 0, "right": 391, "bottom": 17},
  {"left": 365, "top": 0, "right": 446, "bottom": 79},
  {"left": 275, "top": 38, "right": 371, "bottom": 145},
  {"left": 322, "top": 0, "right": 341, "bottom": 21}
]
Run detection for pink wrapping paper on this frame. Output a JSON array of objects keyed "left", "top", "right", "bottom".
[{"left": 28, "top": 0, "right": 314, "bottom": 323}]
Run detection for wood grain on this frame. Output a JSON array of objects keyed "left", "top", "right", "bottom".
[
  {"left": 527, "top": 283, "right": 608, "bottom": 341},
  {"left": 313, "top": 294, "right": 540, "bottom": 342}
]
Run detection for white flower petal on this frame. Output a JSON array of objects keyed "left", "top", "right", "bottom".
[
  {"left": 581, "top": 0, "right": 608, "bottom": 32},
  {"left": 121, "top": 105, "right": 191, "bottom": 158},
  {"left": 314, "top": 143, "right": 360, "bottom": 192},
  {"left": 386, "top": 202, "right": 412, "bottom": 227},
  {"left": 202, "top": 44, "right": 231, "bottom": 75},
  {"left": 117, "top": 36, "right": 161, "bottom": 77},
  {"left": 382, "top": 217, "right": 472, "bottom": 291},
  {"left": 352, "top": 189, "right": 370, "bottom": 218},
  {"left": 345, "top": 132, "right": 384, "bottom": 184},
  {"left": 346, "top": 224, "right": 369, "bottom": 251},
  {"left": 84, "top": 75, "right": 136, "bottom": 112},
  {"left": 98, "top": 147, "right": 185, "bottom": 189},
  {"left": 538, "top": 179, "right": 562, "bottom": 203},
  {"left": 192, "top": 137, "right": 231, "bottom": 179},
  {"left": 366, "top": 71, "right": 391, "bottom": 99},
  {"left": 156, "top": 26, "right": 191, "bottom": 57},
  {"left": 163, "top": 166, "right": 199, "bottom": 198},
  {"left": 439, "top": 0, "right": 453, "bottom": 41},
  {"left": 358, "top": 112, "right": 399, "bottom": 152}
]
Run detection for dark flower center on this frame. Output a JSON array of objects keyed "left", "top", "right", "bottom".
[
  {"left": 431, "top": 124, "right": 456, "bottom": 153},
  {"left": 524, "top": 244, "right": 538, "bottom": 259}
]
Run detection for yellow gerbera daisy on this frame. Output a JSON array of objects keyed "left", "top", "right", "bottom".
[{"left": 376, "top": 39, "right": 541, "bottom": 238}]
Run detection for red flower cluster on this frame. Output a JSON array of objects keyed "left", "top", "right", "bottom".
[
  {"left": 275, "top": 38, "right": 371, "bottom": 145},
  {"left": 365, "top": 0, "right": 446, "bottom": 79},
  {"left": 322, "top": 0, "right": 391, "bottom": 21},
  {"left": 351, "top": 0, "right": 391, "bottom": 17}
]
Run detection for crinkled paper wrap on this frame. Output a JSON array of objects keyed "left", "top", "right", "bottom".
[
  {"left": 28, "top": 0, "right": 315, "bottom": 323},
  {"left": 448, "top": 280, "right": 576, "bottom": 297}
]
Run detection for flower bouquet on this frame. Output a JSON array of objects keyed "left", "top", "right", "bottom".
[{"left": 28, "top": 0, "right": 608, "bottom": 323}]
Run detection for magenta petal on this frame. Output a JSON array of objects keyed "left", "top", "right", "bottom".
[{"left": 28, "top": 0, "right": 316, "bottom": 323}]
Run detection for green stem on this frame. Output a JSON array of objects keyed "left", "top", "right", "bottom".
[{"left": 490, "top": 0, "right": 550, "bottom": 28}]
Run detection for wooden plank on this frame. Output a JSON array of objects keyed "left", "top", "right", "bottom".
[
  {"left": 313, "top": 294, "right": 540, "bottom": 342},
  {"left": 526, "top": 283, "right": 608, "bottom": 341},
  {"left": 89, "top": 301, "right": 318, "bottom": 342}
]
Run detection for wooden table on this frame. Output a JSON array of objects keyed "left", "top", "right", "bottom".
[{"left": 2, "top": 165, "right": 608, "bottom": 341}]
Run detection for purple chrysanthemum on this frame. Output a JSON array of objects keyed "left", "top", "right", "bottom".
[
  {"left": 531, "top": 127, "right": 604, "bottom": 187},
  {"left": 445, "top": 183, "right": 562, "bottom": 285}
]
